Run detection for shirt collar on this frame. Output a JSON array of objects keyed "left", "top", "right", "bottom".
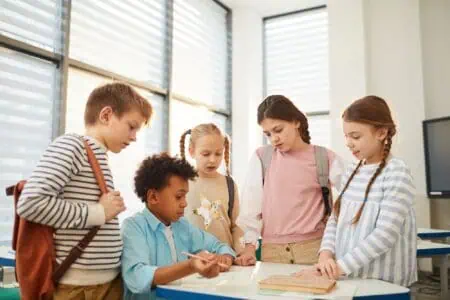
[
  {"left": 143, "top": 208, "right": 166, "bottom": 232},
  {"left": 84, "top": 135, "right": 108, "bottom": 153}
]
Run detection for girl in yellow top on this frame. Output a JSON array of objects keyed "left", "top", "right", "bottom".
[{"left": 180, "top": 123, "right": 255, "bottom": 267}]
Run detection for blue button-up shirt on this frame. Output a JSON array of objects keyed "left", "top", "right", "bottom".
[{"left": 122, "top": 208, "right": 236, "bottom": 299}]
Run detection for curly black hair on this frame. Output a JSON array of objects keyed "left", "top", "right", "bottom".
[{"left": 134, "top": 153, "right": 198, "bottom": 202}]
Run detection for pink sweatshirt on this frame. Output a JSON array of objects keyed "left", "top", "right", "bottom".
[{"left": 237, "top": 144, "right": 343, "bottom": 245}]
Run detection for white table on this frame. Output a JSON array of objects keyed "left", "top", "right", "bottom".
[
  {"left": 156, "top": 262, "right": 409, "bottom": 299},
  {"left": 417, "top": 240, "right": 450, "bottom": 300}
]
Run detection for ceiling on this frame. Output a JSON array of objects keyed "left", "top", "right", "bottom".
[{"left": 220, "top": 0, "right": 326, "bottom": 17}]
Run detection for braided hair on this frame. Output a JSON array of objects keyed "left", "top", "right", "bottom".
[
  {"left": 334, "top": 95, "right": 397, "bottom": 224},
  {"left": 179, "top": 123, "right": 231, "bottom": 176}
]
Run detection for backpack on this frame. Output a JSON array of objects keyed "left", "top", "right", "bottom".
[
  {"left": 257, "top": 145, "right": 332, "bottom": 218},
  {"left": 5, "top": 140, "right": 107, "bottom": 300}
]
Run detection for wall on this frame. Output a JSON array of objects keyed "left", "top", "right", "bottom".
[
  {"left": 231, "top": 8, "right": 264, "bottom": 186},
  {"left": 420, "top": 0, "right": 450, "bottom": 229}
]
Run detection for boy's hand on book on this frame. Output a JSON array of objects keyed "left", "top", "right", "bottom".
[
  {"left": 217, "top": 254, "right": 233, "bottom": 272},
  {"left": 99, "top": 191, "right": 126, "bottom": 221},
  {"left": 234, "top": 245, "right": 256, "bottom": 266}
]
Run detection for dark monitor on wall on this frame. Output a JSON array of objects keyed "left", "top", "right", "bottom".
[{"left": 423, "top": 116, "right": 450, "bottom": 197}]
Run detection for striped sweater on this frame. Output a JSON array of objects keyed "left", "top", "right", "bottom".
[
  {"left": 17, "top": 133, "right": 122, "bottom": 285},
  {"left": 320, "top": 156, "right": 417, "bottom": 287}
]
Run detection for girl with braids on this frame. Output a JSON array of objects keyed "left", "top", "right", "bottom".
[
  {"left": 314, "top": 95, "right": 417, "bottom": 287},
  {"left": 235, "top": 95, "right": 343, "bottom": 266},
  {"left": 180, "top": 123, "right": 254, "bottom": 269}
]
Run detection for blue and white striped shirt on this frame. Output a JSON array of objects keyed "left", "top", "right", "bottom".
[{"left": 320, "top": 157, "right": 417, "bottom": 287}]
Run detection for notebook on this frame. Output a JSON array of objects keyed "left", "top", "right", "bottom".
[{"left": 259, "top": 274, "right": 337, "bottom": 294}]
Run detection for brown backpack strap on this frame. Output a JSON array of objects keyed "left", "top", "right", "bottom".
[
  {"left": 9, "top": 181, "right": 26, "bottom": 251},
  {"left": 52, "top": 139, "right": 108, "bottom": 283}
]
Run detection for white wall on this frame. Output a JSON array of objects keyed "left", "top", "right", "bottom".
[
  {"left": 328, "top": 0, "right": 367, "bottom": 162},
  {"left": 420, "top": 0, "right": 450, "bottom": 120},
  {"left": 420, "top": 0, "right": 450, "bottom": 229},
  {"left": 364, "top": 0, "right": 428, "bottom": 227},
  {"left": 231, "top": 8, "right": 263, "bottom": 186}
]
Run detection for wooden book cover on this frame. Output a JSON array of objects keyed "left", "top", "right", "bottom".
[{"left": 259, "top": 274, "right": 336, "bottom": 294}]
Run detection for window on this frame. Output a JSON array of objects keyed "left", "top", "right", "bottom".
[
  {"left": 264, "top": 7, "right": 330, "bottom": 147},
  {"left": 1, "top": 0, "right": 231, "bottom": 230},
  {"left": 0, "top": 0, "right": 68, "bottom": 245},
  {"left": 69, "top": 0, "right": 167, "bottom": 87},
  {"left": 1, "top": 0, "right": 65, "bottom": 53},
  {"left": 170, "top": 0, "right": 231, "bottom": 155},
  {"left": 172, "top": 0, "right": 229, "bottom": 110}
]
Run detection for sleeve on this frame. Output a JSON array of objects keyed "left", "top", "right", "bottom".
[
  {"left": 319, "top": 213, "right": 338, "bottom": 254},
  {"left": 337, "top": 162, "right": 416, "bottom": 275},
  {"left": 230, "top": 182, "right": 245, "bottom": 254},
  {"left": 235, "top": 151, "right": 264, "bottom": 247},
  {"left": 17, "top": 135, "right": 105, "bottom": 229},
  {"left": 121, "top": 218, "right": 156, "bottom": 294},
  {"left": 189, "top": 222, "right": 236, "bottom": 258}
]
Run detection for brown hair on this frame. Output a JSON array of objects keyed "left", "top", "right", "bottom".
[
  {"left": 84, "top": 82, "right": 152, "bottom": 126},
  {"left": 179, "top": 123, "right": 231, "bottom": 176},
  {"left": 334, "top": 95, "right": 397, "bottom": 224},
  {"left": 257, "top": 95, "right": 311, "bottom": 143}
]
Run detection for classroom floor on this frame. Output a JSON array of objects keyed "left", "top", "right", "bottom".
[{"left": 413, "top": 270, "right": 450, "bottom": 300}]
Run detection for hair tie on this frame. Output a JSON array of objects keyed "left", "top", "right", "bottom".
[{"left": 186, "top": 129, "right": 192, "bottom": 134}]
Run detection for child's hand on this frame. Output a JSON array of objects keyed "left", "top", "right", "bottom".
[
  {"left": 99, "top": 191, "right": 126, "bottom": 221},
  {"left": 318, "top": 250, "right": 334, "bottom": 263},
  {"left": 217, "top": 254, "right": 233, "bottom": 272},
  {"left": 315, "top": 258, "right": 341, "bottom": 280},
  {"left": 189, "top": 254, "right": 220, "bottom": 278},
  {"left": 234, "top": 245, "right": 256, "bottom": 266}
]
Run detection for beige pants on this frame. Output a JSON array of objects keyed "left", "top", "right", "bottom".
[
  {"left": 261, "top": 238, "right": 322, "bottom": 265},
  {"left": 52, "top": 275, "right": 123, "bottom": 300}
]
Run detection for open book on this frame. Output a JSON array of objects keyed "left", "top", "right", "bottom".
[{"left": 259, "top": 274, "right": 337, "bottom": 294}]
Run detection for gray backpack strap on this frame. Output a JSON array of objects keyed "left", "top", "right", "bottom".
[
  {"left": 258, "top": 145, "right": 274, "bottom": 185},
  {"left": 226, "top": 175, "right": 235, "bottom": 219},
  {"left": 314, "top": 145, "right": 331, "bottom": 216}
]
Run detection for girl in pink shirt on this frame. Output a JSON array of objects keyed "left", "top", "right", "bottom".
[{"left": 235, "top": 95, "right": 343, "bottom": 266}]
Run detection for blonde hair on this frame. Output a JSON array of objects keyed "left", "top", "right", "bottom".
[
  {"left": 84, "top": 82, "right": 152, "bottom": 126},
  {"left": 179, "top": 123, "right": 231, "bottom": 176}
]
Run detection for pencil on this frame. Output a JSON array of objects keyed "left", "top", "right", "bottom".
[{"left": 181, "top": 251, "right": 229, "bottom": 268}]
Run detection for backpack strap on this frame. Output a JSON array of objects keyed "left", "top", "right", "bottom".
[
  {"left": 225, "top": 176, "right": 235, "bottom": 219},
  {"left": 52, "top": 139, "right": 106, "bottom": 283},
  {"left": 8, "top": 180, "right": 26, "bottom": 252},
  {"left": 258, "top": 145, "right": 274, "bottom": 185},
  {"left": 314, "top": 145, "right": 331, "bottom": 217}
]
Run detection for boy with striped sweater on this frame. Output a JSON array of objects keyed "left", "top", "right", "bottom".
[{"left": 17, "top": 83, "right": 152, "bottom": 299}]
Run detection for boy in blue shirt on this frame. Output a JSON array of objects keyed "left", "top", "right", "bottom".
[{"left": 122, "top": 153, "right": 236, "bottom": 299}]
